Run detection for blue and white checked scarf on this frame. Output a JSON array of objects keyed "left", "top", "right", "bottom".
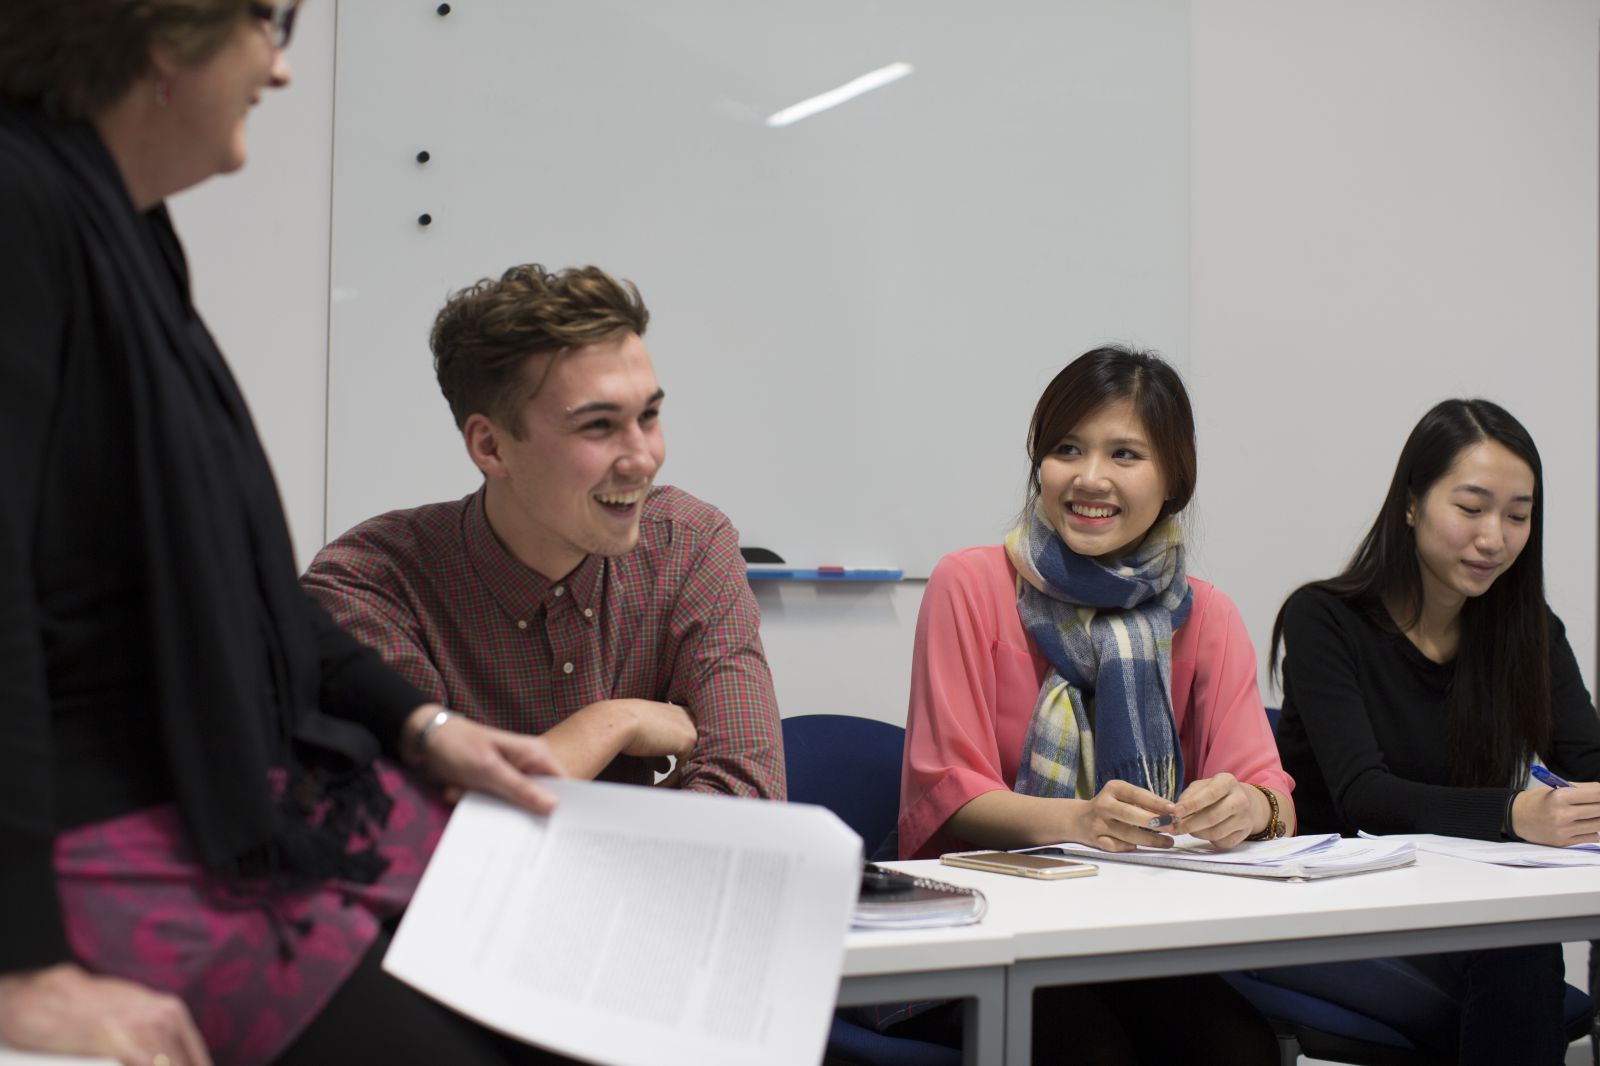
[{"left": 1004, "top": 504, "right": 1193, "bottom": 801}]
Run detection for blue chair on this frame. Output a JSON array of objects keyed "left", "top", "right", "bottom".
[
  {"left": 1230, "top": 707, "right": 1596, "bottom": 1066},
  {"left": 1591, "top": 943, "right": 1600, "bottom": 1065},
  {"left": 781, "top": 714, "right": 960, "bottom": 1066},
  {"left": 782, "top": 713, "right": 906, "bottom": 860},
  {"left": 1225, "top": 970, "right": 1594, "bottom": 1066}
]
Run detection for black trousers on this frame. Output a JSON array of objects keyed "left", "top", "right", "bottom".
[
  {"left": 1252, "top": 944, "right": 1571, "bottom": 1066},
  {"left": 886, "top": 972, "right": 1279, "bottom": 1066},
  {"left": 273, "top": 930, "right": 574, "bottom": 1066}
]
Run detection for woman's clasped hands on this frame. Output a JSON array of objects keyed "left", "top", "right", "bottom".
[{"left": 1072, "top": 773, "right": 1270, "bottom": 852}]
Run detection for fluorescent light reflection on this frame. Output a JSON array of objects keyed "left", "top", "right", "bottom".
[{"left": 765, "top": 62, "right": 914, "bottom": 129}]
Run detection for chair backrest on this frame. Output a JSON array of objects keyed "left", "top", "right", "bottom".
[{"left": 782, "top": 714, "right": 905, "bottom": 857}]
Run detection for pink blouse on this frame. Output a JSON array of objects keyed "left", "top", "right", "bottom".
[{"left": 900, "top": 545, "right": 1294, "bottom": 859}]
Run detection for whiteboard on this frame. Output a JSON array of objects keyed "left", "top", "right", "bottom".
[{"left": 328, "top": 0, "right": 1189, "bottom": 576}]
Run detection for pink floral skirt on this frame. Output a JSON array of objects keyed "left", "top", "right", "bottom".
[{"left": 53, "top": 761, "right": 450, "bottom": 1066}]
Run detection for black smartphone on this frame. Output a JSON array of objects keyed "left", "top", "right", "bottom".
[{"left": 859, "top": 863, "right": 921, "bottom": 897}]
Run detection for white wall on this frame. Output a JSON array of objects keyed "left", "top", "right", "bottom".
[
  {"left": 175, "top": 1, "right": 1597, "bottom": 720},
  {"left": 1191, "top": 0, "right": 1599, "bottom": 702},
  {"left": 753, "top": 582, "right": 926, "bottom": 726},
  {"left": 752, "top": 0, "right": 1600, "bottom": 723},
  {"left": 169, "top": 0, "right": 336, "bottom": 569}
]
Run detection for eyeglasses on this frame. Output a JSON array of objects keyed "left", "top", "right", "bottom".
[{"left": 247, "top": 0, "right": 299, "bottom": 49}]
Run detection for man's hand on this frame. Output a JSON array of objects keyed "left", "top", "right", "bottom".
[
  {"left": 538, "top": 698, "right": 697, "bottom": 782},
  {"left": 612, "top": 699, "right": 697, "bottom": 764},
  {"left": 1067, "top": 779, "right": 1177, "bottom": 852},
  {"left": 404, "top": 704, "right": 565, "bottom": 813},
  {"left": 1170, "top": 773, "right": 1269, "bottom": 850},
  {"left": 1511, "top": 782, "right": 1600, "bottom": 847},
  {"left": 0, "top": 963, "right": 212, "bottom": 1066}
]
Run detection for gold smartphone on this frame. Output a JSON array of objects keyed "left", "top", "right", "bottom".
[{"left": 940, "top": 850, "right": 1099, "bottom": 880}]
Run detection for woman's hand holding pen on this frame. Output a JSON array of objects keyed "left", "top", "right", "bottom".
[
  {"left": 1169, "top": 772, "right": 1267, "bottom": 850},
  {"left": 1510, "top": 781, "right": 1600, "bottom": 847},
  {"left": 1070, "top": 780, "right": 1178, "bottom": 852}
]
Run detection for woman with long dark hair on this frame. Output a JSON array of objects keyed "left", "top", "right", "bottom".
[
  {"left": 893, "top": 346, "right": 1291, "bottom": 1064},
  {"left": 1258, "top": 398, "right": 1600, "bottom": 1064}
]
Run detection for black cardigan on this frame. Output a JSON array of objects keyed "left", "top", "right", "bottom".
[
  {"left": 1275, "top": 586, "right": 1600, "bottom": 839},
  {"left": 0, "top": 106, "right": 427, "bottom": 973}
]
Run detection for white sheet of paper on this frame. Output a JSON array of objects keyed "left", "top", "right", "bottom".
[
  {"left": 1046, "top": 833, "right": 1414, "bottom": 878},
  {"left": 1158, "top": 833, "right": 1342, "bottom": 864},
  {"left": 1360, "top": 832, "right": 1600, "bottom": 867},
  {"left": 1049, "top": 833, "right": 1341, "bottom": 865},
  {"left": 384, "top": 779, "right": 860, "bottom": 1066}
]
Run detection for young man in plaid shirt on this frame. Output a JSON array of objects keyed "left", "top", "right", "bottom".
[{"left": 303, "top": 264, "right": 785, "bottom": 799}]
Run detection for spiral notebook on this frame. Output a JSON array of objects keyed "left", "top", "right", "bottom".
[{"left": 852, "top": 863, "right": 988, "bottom": 930}]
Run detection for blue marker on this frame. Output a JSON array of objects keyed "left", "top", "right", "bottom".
[{"left": 1529, "top": 765, "right": 1572, "bottom": 789}]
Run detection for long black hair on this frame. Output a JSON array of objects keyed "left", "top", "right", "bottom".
[{"left": 1269, "top": 399, "right": 1550, "bottom": 788}]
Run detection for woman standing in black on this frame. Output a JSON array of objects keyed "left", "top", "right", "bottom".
[{"left": 0, "top": 3, "right": 568, "bottom": 1063}]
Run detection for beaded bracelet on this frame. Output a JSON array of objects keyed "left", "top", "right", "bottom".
[{"left": 1246, "top": 783, "right": 1286, "bottom": 840}]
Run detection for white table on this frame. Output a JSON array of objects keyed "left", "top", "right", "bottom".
[
  {"left": 839, "top": 852, "right": 1600, "bottom": 1066},
  {"left": 10, "top": 853, "right": 1596, "bottom": 1066},
  {"left": 840, "top": 917, "right": 1014, "bottom": 1063}
]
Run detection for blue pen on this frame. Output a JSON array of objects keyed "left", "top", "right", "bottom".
[{"left": 1529, "top": 765, "right": 1571, "bottom": 789}]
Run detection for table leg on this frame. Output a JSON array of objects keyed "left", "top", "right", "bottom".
[
  {"left": 838, "top": 966, "right": 1007, "bottom": 1066},
  {"left": 961, "top": 967, "right": 1006, "bottom": 1065},
  {"left": 1005, "top": 970, "right": 1034, "bottom": 1066}
]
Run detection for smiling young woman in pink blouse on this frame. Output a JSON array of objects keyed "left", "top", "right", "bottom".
[{"left": 894, "top": 346, "right": 1292, "bottom": 1064}]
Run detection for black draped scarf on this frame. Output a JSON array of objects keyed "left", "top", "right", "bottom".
[{"left": 7, "top": 104, "right": 389, "bottom": 886}]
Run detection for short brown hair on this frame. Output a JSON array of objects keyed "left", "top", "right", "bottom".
[
  {"left": 0, "top": 0, "right": 248, "bottom": 120},
  {"left": 1024, "top": 345, "right": 1197, "bottom": 518},
  {"left": 431, "top": 263, "right": 650, "bottom": 436}
]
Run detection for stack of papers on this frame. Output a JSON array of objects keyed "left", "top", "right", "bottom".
[
  {"left": 1358, "top": 832, "right": 1600, "bottom": 868},
  {"left": 853, "top": 865, "right": 988, "bottom": 930},
  {"left": 1041, "top": 833, "right": 1416, "bottom": 880},
  {"left": 386, "top": 780, "right": 861, "bottom": 1066}
]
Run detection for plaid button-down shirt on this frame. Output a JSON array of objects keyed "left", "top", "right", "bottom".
[{"left": 303, "top": 486, "right": 785, "bottom": 798}]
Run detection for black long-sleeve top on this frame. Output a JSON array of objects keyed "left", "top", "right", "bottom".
[
  {"left": 0, "top": 109, "right": 427, "bottom": 973},
  {"left": 1275, "top": 586, "right": 1600, "bottom": 839}
]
